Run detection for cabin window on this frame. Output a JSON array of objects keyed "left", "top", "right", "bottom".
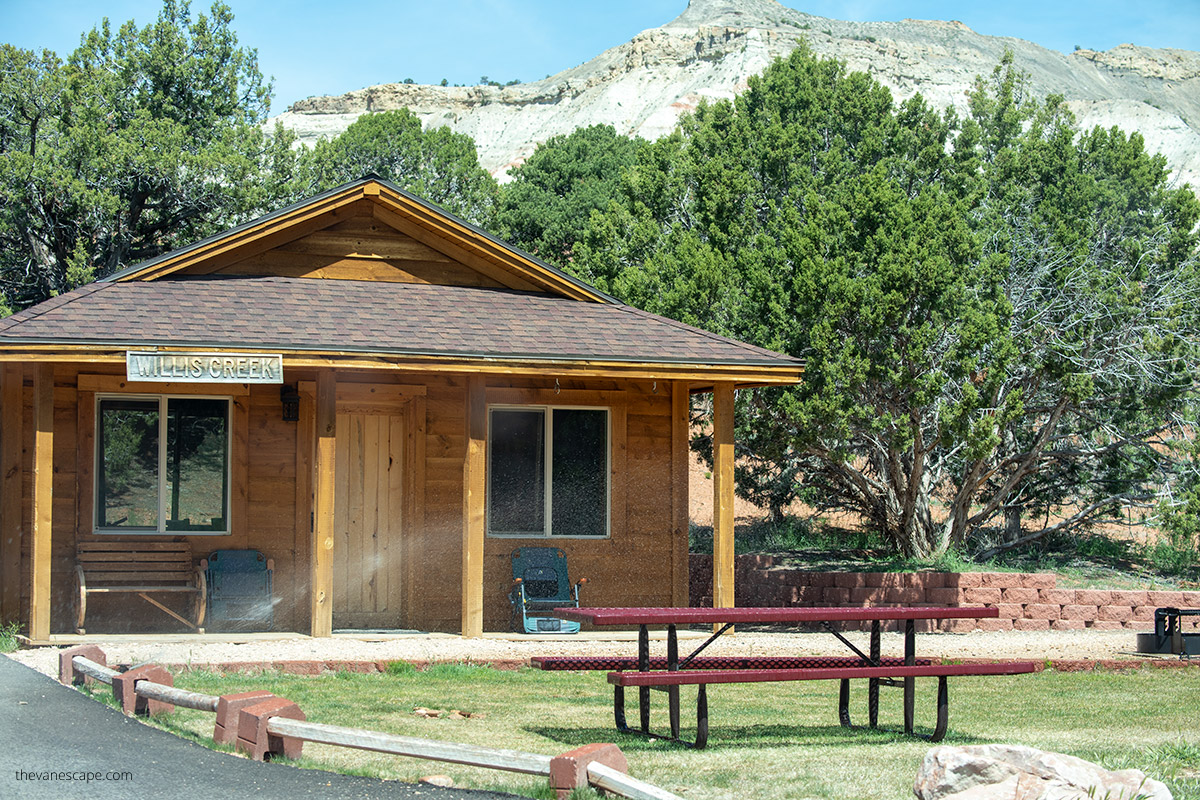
[
  {"left": 487, "top": 407, "right": 609, "bottom": 538},
  {"left": 96, "top": 396, "right": 230, "bottom": 534}
]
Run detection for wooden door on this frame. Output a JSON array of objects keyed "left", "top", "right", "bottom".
[{"left": 332, "top": 411, "right": 405, "bottom": 629}]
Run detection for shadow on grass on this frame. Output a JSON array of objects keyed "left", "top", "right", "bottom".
[{"left": 527, "top": 723, "right": 991, "bottom": 750}]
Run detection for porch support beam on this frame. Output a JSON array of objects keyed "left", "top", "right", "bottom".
[
  {"left": 311, "top": 370, "right": 336, "bottom": 637},
  {"left": 462, "top": 375, "right": 486, "bottom": 637},
  {"left": 30, "top": 364, "right": 53, "bottom": 641},
  {"left": 712, "top": 382, "right": 736, "bottom": 614},
  {"left": 1, "top": 365, "right": 22, "bottom": 625}
]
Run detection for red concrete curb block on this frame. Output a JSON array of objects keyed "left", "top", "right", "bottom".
[
  {"left": 58, "top": 645, "right": 106, "bottom": 686},
  {"left": 112, "top": 664, "right": 174, "bottom": 716},
  {"left": 214, "top": 690, "right": 274, "bottom": 745},
  {"left": 236, "top": 696, "right": 306, "bottom": 762},
  {"left": 550, "top": 743, "right": 628, "bottom": 798}
]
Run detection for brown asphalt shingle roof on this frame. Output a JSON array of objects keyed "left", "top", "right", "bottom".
[{"left": 0, "top": 277, "right": 800, "bottom": 368}]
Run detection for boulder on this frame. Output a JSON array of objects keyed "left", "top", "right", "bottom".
[{"left": 914, "top": 745, "right": 1171, "bottom": 800}]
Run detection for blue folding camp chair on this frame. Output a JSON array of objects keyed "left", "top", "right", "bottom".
[
  {"left": 205, "top": 549, "right": 274, "bottom": 631},
  {"left": 508, "top": 547, "right": 587, "bottom": 634}
]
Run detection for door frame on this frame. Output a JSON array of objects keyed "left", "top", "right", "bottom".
[{"left": 298, "top": 380, "right": 425, "bottom": 631}]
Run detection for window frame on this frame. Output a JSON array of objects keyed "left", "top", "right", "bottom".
[
  {"left": 486, "top": 404, "right": 611, "bottom": 539},
  {"left": 93, "top": 393, "right": 233, "bottom": 536}
]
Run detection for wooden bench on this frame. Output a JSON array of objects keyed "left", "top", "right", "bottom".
[
  {"left": 605, "top": 660, "right": 1039, "bottom": 748},
  {"left": 76, "top": 542, "right": 207, "bottom": 634}
]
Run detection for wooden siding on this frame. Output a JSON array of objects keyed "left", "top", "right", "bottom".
[
  {"left": 17, "top": 367, "right": 685, "bottom": 635},
  {"left": 204, "top": 217, "right": 509, "bottom": 288}
]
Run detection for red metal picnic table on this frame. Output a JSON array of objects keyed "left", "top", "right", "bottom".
[{"left": 553, "top": 605, "right": 1004, "bottom": 744}]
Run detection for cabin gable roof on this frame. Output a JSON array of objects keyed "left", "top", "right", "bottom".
[
  {"left": 110, "top": 177, "right": 612, "bottom": 302},
  {"left": 0, "top": 179, "right": 804, "bottom": 386}
]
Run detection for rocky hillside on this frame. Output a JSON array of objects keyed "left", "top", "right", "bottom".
[{"left": 274, "top": 0, "right": 1200, "bottom": 187}]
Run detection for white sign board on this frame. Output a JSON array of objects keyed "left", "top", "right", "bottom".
[{"left": 126, "top": 352, "right": 284, "bottom": 384}]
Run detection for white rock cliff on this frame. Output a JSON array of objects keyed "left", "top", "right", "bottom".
[{"left": 272, "top": 0, "right": 1200, "bottom": 188}]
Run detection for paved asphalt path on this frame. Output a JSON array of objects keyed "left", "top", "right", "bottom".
[{"left": 0, "top": 655, "right": 528, "bottom": 800}]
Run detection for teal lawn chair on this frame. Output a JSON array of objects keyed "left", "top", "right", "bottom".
[
  {"left": 205, "top": 549, "right": 274, "bottom": 631},
  {"left": 508, "top": 547, "right": 587, "bottom": 633}
]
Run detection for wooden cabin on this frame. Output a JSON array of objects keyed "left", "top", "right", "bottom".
[{"left": 0, "top": 177, "right": 802, "bottom": 641}]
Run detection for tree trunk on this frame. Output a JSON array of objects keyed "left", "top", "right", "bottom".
[{"left": 1003, "top": 504, "right": 1022, "bottom": 543}]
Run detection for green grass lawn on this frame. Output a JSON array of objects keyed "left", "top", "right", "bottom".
[{"left": 103, "top": 663, "right": 1200, "bottom": 800}]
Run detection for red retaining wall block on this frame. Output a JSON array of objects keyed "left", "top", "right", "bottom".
[
  {"left": 823, "top": 587, "right": 851, "bottom": 605},
  {"left": 112, "top": 664, "right": 174, "bottom": 716},
  {"left": 236, "top": 696, "right": 306, "bottom": 762},
  {"left": 1090, "top": 621, "right": 1125, "bottom": 630},
  {"left": 58, "top": 645, "right": 106, "bottom": 686},
  {"left": 925, "top": 588, "right": 962, "bottom": 604},
  {"left": 1051, "top": 619, "right": 1087, "bottom": 631},
  {"left": 916, "top": 572, "right": 947, "bottom": 589},
  {"left": 1001, "top": 587, "right": 1038, "bottom": 604},
  {"left": 994, "top": 604, "right": 1024, "bottom": 620},
  {"left": 884, "top": 588, "right": 925, "bottom": 604},
  {"left": 550, "top": 743, "right": 628, "bottom": 799},
  {"left": 834, "top": 573, "right": 867, "bottom": 589},
  {"left": 1109, "top": 591, "right": 1149, "bottom": 607},
  {"left": 1021, "top": 573, "right": 1057, "bottom": 590},
  {"left": 939, "top": 619, "right": 978, "bottom": 633},
  {"left": 1014, "top": 619, "right": 1051, "bottom": 631},
  {"left": 1039, "top": 589, "right": 1076, "bottom": 605},
  {"left": 850, "top": 588, "right": 884, "bottom": 605},
  {"left": 1147, "top": 591, "right": 1185, "bottom": 606},
  {"left": 1074, "top": 590, "right": 1112, "bottom": 606},
  {"left": 1132, "top": 605, "right": 1157, "bottom": 621},
  {"left": 1098, "top": 605, "right": 1133, "bottom": 623},
  {"left": 1061, "top": 605, "right": 1099, "bottom": 621},
  {"left": 962, "top": 588, "right": 1002, "bottom": 604},
  {"left": 976, "top": 618, "right": 1013, "bottom": 632},
  {"left": 214, "top": 690, "right": 274, "bottom": 745},
  {"left": 1024, "top": 604, "right": 1062, "bottom": 621}
]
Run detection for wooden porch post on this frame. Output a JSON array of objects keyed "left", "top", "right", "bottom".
[
  {"left": 30, "top": 364, "right": 53, "bottom": 641},
  {"left": 712, "top": 382, "right": 735, "bottom": 613},
  {"left": 0, "top": 365, "right": 22, "bottom": 626},
  {"left": 671, "top": 381, "right": 690, "bottom": 606},
  {"left": 462, "top": 376, "right": 486, "bottom": 637},
  {"left": 311, "top": 371, "right": 336, "bottom": 637}
]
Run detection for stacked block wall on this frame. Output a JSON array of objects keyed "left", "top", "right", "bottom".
[{"left": 688, "top": 554, "right": 1200, "bottom": 632}]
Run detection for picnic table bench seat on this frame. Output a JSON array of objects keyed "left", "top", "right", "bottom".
[
  {"left": 530, "top": 654, "right": 932, "bottom": 671},
  {"left": 75, "top": 541, "right": 207, "bottom": 634},
  {"left": 606, "top": 659, "right": 1040, "bottom": 748}
]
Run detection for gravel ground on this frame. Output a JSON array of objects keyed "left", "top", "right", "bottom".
[{"left": 8, "top": 627, "right": 1159, "bottom": 678}]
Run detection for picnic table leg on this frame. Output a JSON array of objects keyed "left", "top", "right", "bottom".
[
  {"left": 931, "top": 676, "right": 949, "bottom": 742},
  {"left": 903, "top": 619, "right": 916, "bottom": 734},
  {"left": 838, "top": 679, "right": 851, "bottom": 728},
  {"left": 614, "top": 685, "right": 629, "bottom": 732},
  {"left": 638, "top": 624, "right": 651, "bottom": 733},
  {"left": 868, "top": 620, "right": 881, "bottom": 728},
  {"left": 667, "top": 624, "right": 681, "bottom": 739},
  {"left": 695, "top": 684, "right": 709, "bottom": 749}
]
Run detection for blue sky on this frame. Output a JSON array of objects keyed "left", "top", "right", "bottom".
[{"left": 2, "top": 0, "right": 1197, "bottom": 114}]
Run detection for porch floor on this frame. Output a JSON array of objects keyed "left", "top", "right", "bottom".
[{"left": 27, "top": 629, "right": 713, "bottom": 647}]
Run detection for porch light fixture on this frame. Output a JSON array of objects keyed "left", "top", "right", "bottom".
[{"left": 280, "top": 384, "right": 300, "bottom": 422}]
